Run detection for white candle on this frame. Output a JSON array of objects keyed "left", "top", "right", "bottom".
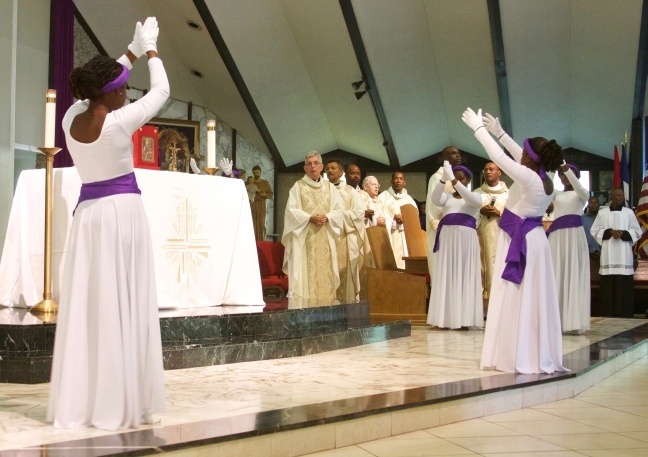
[
  {"left": 207, "top": 119, "right": 216, "bottom": 168},
  {"left": 45, "top": 89, "right": 57, "bottom": 148}
]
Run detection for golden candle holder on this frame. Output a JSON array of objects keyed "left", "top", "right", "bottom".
[
  {"left": 30, "top": 146, "right": 61, "bottom": 317},
  {"left": 202, "top": 167, "right": 220, "bottom": 175}
]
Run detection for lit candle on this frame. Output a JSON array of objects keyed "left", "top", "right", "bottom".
[
  {"left": 44, "top": 89, "right": 57, "bottom": 148},
  {"left": 207, "top": 119, "right": 216, "bottom": 168}
]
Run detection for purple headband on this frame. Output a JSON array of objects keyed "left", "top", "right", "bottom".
[
  {"left": 560, "top": 163, "right": 581, "bottom": 179},
  {"left": 452, "top": 165, "right": 473, "bottom": 179},
  {"left": 101, "top": 64, "right": 130, "bottom": 94},
  {"left": 523, "top": 138, "right": 547, "bottom": 180}
]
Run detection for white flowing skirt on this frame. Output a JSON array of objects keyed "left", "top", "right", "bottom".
[
  {"left": 427, "top": 226, "right": 483, "bottom": 329},
  {"left": 480, "top": 226, "right": 567, "bottom": 374},
  {"left": 548, "top": 227, "right": 591, "bottom": 332},
  {"left": 47, "top": 194, "right": 165, "bottom": 430}
]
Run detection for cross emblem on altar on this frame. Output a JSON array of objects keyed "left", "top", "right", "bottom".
[{"left": 163, "top": 199, "right": 211, "bottom": 285}]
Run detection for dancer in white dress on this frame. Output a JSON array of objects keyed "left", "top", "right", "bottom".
[
  {"left": 546, "top": 163, "right": 590, "bottom": 334},
  {"left": 462, "top": 108, "right": 567, "bottom": 374},
  {"left": 48, "top": 18, "right": 169, "bottom": 430},
  {"left": 427, "top": 162, "right": 483, "bottom": 329}
]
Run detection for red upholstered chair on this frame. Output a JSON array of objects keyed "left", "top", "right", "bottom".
[{"left": 256, "top": 241, "right": 289, "bottom": 298}]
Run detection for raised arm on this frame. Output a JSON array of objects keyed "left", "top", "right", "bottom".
[
  {"left": 113, "top": 17, "right": 169, "bottom": 135},
  {"left": 561, "top": 165, "right": 589, "bottom": 202},
  {"left": 482, "top": 112, "right": 524, "bottom": 162},
  {"left": 454, "top": 182, "right": 483, "bottom": 208},
  {"left": 431, "top": 181, "right": 448, "bottom": 207},
  {"left": 462, "top": 108, "right": 538, "bottom": 187}
]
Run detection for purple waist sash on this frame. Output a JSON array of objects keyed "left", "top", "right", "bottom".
[
  {"left": 499, "top": 208, "right": 543, "bottom": 284},
  {"left": 74, "top": 172, "right": 141, "bottom": 215},
  {"left": 545, "top": 214, "right": 583, "bottom": 236},
  {"left": 433, "top": 212, "right": 476, "bottom": 253}
]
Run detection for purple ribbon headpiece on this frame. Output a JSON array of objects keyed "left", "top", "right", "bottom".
[
  {"left": 560, "top": 163, "right": 581, "bottom": 179},
  {"left": 523, "top": 138, "right": 547, "bottom": 180},
  {"left": 452, "top": 165, "right": 473, "bottom": 179},
  {"left": 101, "top": 64, "right": 130, "bottom": 94}
]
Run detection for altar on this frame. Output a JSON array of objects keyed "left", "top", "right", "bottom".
[{"left": 0, "top": 167, "right": 264, "bottom": 309}]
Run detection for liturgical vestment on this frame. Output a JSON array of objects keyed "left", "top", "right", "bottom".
[
  {"left": 282, "top": 176, "right": 345, "bottom": 308},
  {"left": 378, "top": 187, "right": 417, "bottom": 269}
]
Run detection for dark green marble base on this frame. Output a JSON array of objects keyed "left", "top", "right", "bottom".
[{"left": 0, "top": 303, "right": 411, "bottom": 384}]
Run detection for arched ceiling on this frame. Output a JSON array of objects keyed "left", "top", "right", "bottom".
[{"left": 73, "top": 0, "right": 647, "bottom": 168}]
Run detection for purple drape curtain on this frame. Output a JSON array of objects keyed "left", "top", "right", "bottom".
[{"left": 49, "top": 0, "right": 74, "bottom": 168}]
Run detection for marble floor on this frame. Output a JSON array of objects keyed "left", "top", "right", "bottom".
[
  {"left": 0, "top": 317, "right": 646, "bottom": 456},
  {"left": 302, "top": 352, "right": 648, "bottom": 457}
]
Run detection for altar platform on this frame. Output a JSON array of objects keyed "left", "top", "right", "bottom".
[
  {"left": 0, "top": 301, "right": 410, "bottom": 384},
  {"left": 0, "top": 318, "right": 646, "bottom": 456}
]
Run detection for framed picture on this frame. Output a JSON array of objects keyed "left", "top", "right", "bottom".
[{"left": 146, "top": 118, "right": 200, "bottom": 173}]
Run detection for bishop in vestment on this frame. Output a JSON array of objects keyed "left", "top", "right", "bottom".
[{"left": 282, "top": 152, "right": 345, "bottom": 308}]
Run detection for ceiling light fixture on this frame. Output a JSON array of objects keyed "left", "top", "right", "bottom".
[
  {"left": 190, "top": 69, "right": 203, "bottom": 78},
  {"left": 352, "top": 78, "right": 368, "bottom": 100},
  {"left": 187, "top": 20, "right": 203, "bottom": 31}
]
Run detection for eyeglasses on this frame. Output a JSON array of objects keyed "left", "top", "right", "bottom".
[{"left": 305, "top": 161, "right": 322, "bottom": 167}]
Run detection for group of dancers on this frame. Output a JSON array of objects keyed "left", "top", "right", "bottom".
[{"left": 46, "top": 14, "right": 633, "bottom": 432}]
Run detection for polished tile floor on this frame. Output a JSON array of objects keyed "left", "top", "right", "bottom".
[
  {"left": 0, "top": 317, "right": 646, "bottom": 455},
  {"left": 302, "top": 354, "right": 648, "bottom": 457}
]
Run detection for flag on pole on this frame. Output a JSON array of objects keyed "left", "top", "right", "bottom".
[
  {"left": 621, "top": 138, "right": 630, "bottom": 207},
  {"left": 613, "top": 145, "right": 621, "bottom": 188},
  {"left": 635, "top": 169, "right": 648, "bottom": 259}
]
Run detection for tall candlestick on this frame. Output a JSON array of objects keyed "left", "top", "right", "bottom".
[
  {"left": 45, "top": 89, "right": 57, "bottom": 148},
  {"left": 207, "top": 119, "right": 216, "bottom": 168}
]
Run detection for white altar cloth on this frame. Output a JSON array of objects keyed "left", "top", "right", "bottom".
[{"left": 0, "top": 167, "right": 264, "bottom": 308}]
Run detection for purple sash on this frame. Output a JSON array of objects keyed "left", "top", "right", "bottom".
[
  {"left": 433, "top": 212, "right": 476, "bottom": 253},
  {"left": 74, "top": 172, "right": 141, "bottom": 215},
  {"left": 499, "top": 208, "right": 543, "bottom": 284},
  {"left": 545, "top": 214, "right": 583, "bottom": 236}
]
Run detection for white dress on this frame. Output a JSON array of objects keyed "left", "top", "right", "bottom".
[
  {"left": 426, "top": 182, "right": 483, "bottom": 329},
  {"left": 548, "top": 170, "right": 590, "bottom": 333},
  {"left": 47, "top": 55, "right": 170, "bottom": 430},
  {"left": 474, "top": 129, "right": 566, "bottom": 374}
]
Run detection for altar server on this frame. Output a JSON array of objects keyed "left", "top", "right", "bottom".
[
  {"left": 48, "top": 18, "right": 168, "bottom": 430},
  {"left": 462, "top": 108, "right": 567, "bottom": 374},
  {"left": 591, "top": 187, "right": 642, "bottom": 317}
]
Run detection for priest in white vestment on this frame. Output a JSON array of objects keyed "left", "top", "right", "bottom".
[
  {"left": 475, "top": 161, "right": 508, "bottom": 315},
  {"left": 282, "top": 152, "right": 345, "bottom": 308},
  {"left": 358, "top": 176, "right": 396, "bottom": 299},
  {"left": 326, "top": 159, "right": 365, "bottom": 303},
  {"left": 591, "top": 187, "right": 642, "bottom": 317},
  {"left": 378, "top": 171, "right": 417, "bottom": 269},
  {"left": 426, "top": 147, "right": 462, "bottom": 283}
]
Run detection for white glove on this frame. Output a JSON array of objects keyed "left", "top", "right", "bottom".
[
  {"left": 220, "top": 157, "right": 233, "bottom": 176},
  {"left": 140, "top": 17, "right": 159, "bottom": 54},
  {"left": 190, "top": 157, "right": 201, "bottom": 174},
  {"left": 442, "top": 160, "right": 455, "bottom": 182},
  {"left": 461, "top": 107, "right": 484, "bottom": 132},
  {"left": 483, "top": 112, "right": 504, "bottom": 138},
  {"left": 127, "top": 21, "right": 145, "bottom": 58}
]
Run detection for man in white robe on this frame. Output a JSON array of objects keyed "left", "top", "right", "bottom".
[
  {"left": 475, "top": 161, "right": 508, "bottom": 315},
  {"left": 326, "top": 159, "right": 365, "bottom": 303},
  {"left": 426, "top": 146, "right": 462, "bottom": 283},
  {"left": 378, "top": 171, "right": 417, "bottom": 269},
  {"left": 591, "top": 187, "right": 642, "bottom": 317},
  {"left": 282, "top": 152, "right": 345, "bottom": 308}
]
